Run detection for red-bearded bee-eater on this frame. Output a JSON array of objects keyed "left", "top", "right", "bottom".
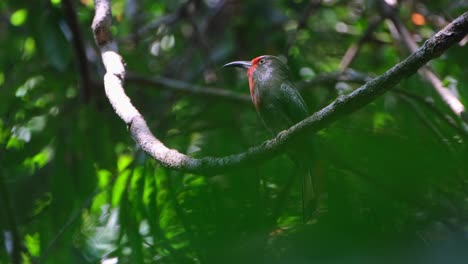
[{"left": 224, "top": 55, "right": 323, "bottom": 220}]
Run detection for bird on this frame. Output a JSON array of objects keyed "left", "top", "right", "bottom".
[{"left": 224, "top": 55, "right": 322, "bottom": 220}]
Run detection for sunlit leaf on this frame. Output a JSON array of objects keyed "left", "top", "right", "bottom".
[
  {"left": 21, "top": 253, "right": 32, "bottom": 264},
  {"left": 160, "top": 35, "right": 175, "bottom": 51},
  {"left": 90, "top": 192, "right": 109, "bottom": 212},
  {"left": 373, "top": 112, "right": 394, "bottom": 132},
  {"left": 117, "top": 154, "right": 133, "bottom": 172},
  {"left": 10, "top": 126, "right": 31, "bottom": 143},
  {"left": 15, "top": 76, "right": 44, "bottom": 98},
  {"left": 112, "top": 169, "right": 131, "bottom": 206},
  {"left": 24, "top": 233, "right": 40, "bottom": 257},
  {"left": 23, "top": 146, "right": 54, "bottom": 172},
  {"left": 23, "top": 37, "right": 36, "bottom": 59},
  {"left": 10, "top": 9, "right": 28, "bottom": 26},
  {"left": 50, "top": 0, "right": 61, "bottom": 6},
  {"left": 27, "top": 115, "right": 47, "bottom": 132},
  {"left": 97, "top": 169, "right": 112, "bottom": 188},
  {"left": 6, "top": 136, "right": 24, "bottom": 149}
]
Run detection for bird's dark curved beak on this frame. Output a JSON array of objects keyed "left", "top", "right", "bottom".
[{"left": 223, "top": 61, "right": 252, "bottom": 69}]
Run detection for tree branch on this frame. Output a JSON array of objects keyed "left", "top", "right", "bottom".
[
  {"left": 91, "top": 0, "right": 468, "bottom": 174},
  {"left": 297, "top": 69, "right": 372, "bottom": 90},
  {"left": 126, "top": 69, "right": 371, "bottom": 105},
  {"left": 126, "top": 73, "right": 250, "bottom": 104},
  {"left": 382, "top": 2, "right": 468, "bottom": 124}
]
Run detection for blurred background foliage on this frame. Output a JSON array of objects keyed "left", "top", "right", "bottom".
[{"left": 1, "top": 0, "right": 468, "bottom": 263}]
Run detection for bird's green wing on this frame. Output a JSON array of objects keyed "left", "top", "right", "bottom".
[
  {"left": 255, "top": 81, "right": 309, "bottom": 134},
  {"left": 278, "top": 82, "right": 310, "bottom": 123}
]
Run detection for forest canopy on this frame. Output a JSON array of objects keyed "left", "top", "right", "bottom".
[{"left": 1, "top": 0, "right": 468, "bottom": 263}]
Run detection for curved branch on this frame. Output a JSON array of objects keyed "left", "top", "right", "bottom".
[{"left": 91, "top": 0, "right": 468, "bottom": 174}]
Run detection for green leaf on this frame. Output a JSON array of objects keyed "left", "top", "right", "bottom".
[
  {"left": 129, "top": 165, "right": 144, "bottom": 203},
  {"left": 112, "top": 169, "right": 131, "bottom": 206},
  {"left": 15, "top": 76, "right": 44, "bottom": 98},
  {"left": 32, "top": 193, "right": 52, "bottom": 216},
  {"left": 23, "top": 37, "right": 36, "bottom": 59},
  {"left": 6, "top": 136, "right": 24, "bottom": 150},
  {"left": 10, "top": 9, "right": 28, "bottom": 26},
  {"left": 50, "top": 0, "right": 61, "bottom": 6},
  {"left": 97, "top": 169, "right": 112, "bottom": 188},
  {"left": 24, "top": 233, "right": 41, "bottom": 257},
  {"left": 142, "top": 169, "right": 156, "bottom": 206},
  {"left": 90, "top": 191, "right": 108, "bottom": 212},
  {"left": 117, "top": 154, "right": 133, "bottom": 172},
  {"left": 373, "top": 112, "right": 394, "bottom": 132},
  {"left": 27, "top": 115, "right": 47, "bottom": 133},
  {"left": 23, "top": 146, "right": 54, "bottom": 173}
]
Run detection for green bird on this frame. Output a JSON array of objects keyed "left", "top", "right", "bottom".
[{"left": 224, "top": 55, "right": 321, "bottom": 219}]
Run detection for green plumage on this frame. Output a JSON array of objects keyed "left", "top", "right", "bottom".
[{"left": 225, "top": 55, "right": 320, "bottom": 219}]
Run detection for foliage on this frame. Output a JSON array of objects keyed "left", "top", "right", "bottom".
[{"left": 1, "top": 0, "right": 467, "bottom": 263}]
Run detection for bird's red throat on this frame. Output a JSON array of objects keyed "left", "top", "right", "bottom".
[{"left": 246, "top": 56, "right": 265, "bottom": 109}]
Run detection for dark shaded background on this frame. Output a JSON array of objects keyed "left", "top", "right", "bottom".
[{"left": 1, "top": 0, "right": 468, "bottom": 263}]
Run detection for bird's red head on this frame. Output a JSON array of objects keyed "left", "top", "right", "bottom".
[
  {"left": 224, "top": 55, "right": 289, "bottom": 108},
  {"left": 247, "top": 55, "right": 267, "bottom": 78},
  {"left": 223, "top": 55, "right": 268, "bottom": 104}
]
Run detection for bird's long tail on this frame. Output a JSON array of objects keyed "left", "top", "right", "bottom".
[
  {"left": 302, "top": 166, "right": 316, "bottom": 220},
  {"left": 292, "top": 139, "right": 326, "bottom": 221}
]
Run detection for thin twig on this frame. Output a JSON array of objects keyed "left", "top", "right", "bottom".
[
  {"left": 39, "top": 189, "right": 100, "bottom": 262},
  {"left": 127, "top": 70, "right": 371, "bottom": 104},
  {"left": 340, "top": 17, "right": 384, "bottom": 70},
  {"left": 286, "top": 0, "right": 322, "bottom": 52},
  {"left": 62, "top": 0, "right": 93, "bottom": 101},
  {"left": 122, "top": 0, "right": 196, "bottom": 44},
  {"left": 393, "top": 88, "right": 468, "bottom": 138},
  {"left": 0, "top": 174, "right": 22, "bottom": 264},
  {"left": 398, "top": 94, "right": 455, "bottom": 152},
  {"left": 126, "top": 73, "right": 250, "bottom": 104},
  {"left": 297, "top": 69, "right": 372, "bottom": 90}
]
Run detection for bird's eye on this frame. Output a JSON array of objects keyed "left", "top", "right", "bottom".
[{"left": 259, "top": 59, "right": 266, "bottom": 65}]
